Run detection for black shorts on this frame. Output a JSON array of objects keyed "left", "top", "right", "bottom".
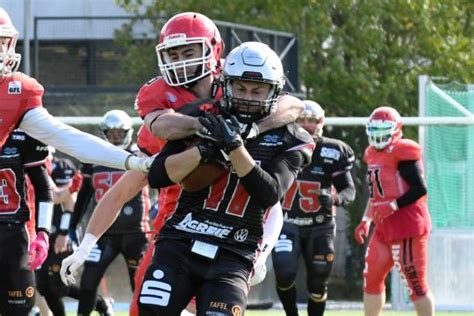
[
  {"left": 138, "top": 238, "right": 252, "bottom": 316},
  {"left": 0, "top": 222, "right": 35, "bottom": 315}
]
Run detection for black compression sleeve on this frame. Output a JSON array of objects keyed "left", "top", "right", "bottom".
[
  {"left": 333, "top": 171, "right": 356, "bottom": 206},
  {"left": 26, "top": 165, "right": 53, "bottom": 203},
  {"left": 70, "top": 177, "right": 94, "bottom": 231},
  {"left": 148, "top": 140, "right": 187, "bottom": 189},
  {"left": 397, "top": 160, "right": 427, "bottom": 208},
  {"left": 240, "top": 150, "right": 305, "bottom": 209}
]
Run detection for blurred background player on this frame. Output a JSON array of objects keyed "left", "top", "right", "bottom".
[
  {"left": 69, "top": 110, "right": 150, "bottom": 316},
  {"left": 0, "top": 7, "right": 151, "bottom": 173},
  {"left": 272, "top": 100, "right": 356, "bottom": 316},
  {"left": 140, "top": 41, "right": 314, "bottom": 315},
  {"left": 354, "top": 106, "right": 434, "bottom": 316},
  {"left": 0, "top": 129, "right": 53, "bottom": 316},
  {"left": 35, "top": 153, "right": 113, "bottom": 316},
  {"left": 62, "top": 11, "right": 304, "bottom": 316}
]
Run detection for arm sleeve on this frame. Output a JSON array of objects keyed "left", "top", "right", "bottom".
[
  {"left": 147, "top": 140, "right": 187, "bottom": 189},
  {"left": 70, "top": 170, "right": 94, "bottom": 230},
  {"left": 333, "top": 171, "right": 356, "bottom": 206},
  {"left": 258, "top": 203, "right": 284, "bottom": 264},
  {"left": 26, "top": 165, "right": 53, "bottom": 233},
  {"left": 20, "top": 107, "right": 131, "bottom": 169},
  {"left": 396, "top": 160, "right": 427, "bottom": 208},
  {"left": 240, "top": 150, "right": 306, "bottom": 209}
]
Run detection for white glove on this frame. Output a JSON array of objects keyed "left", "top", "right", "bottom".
[
  {"left": 125, "top": 154, "right": 153, "bottom": 173},
  {"left": 249, "top": 260, "right": 267, "bottom": 286},
  {"left": 60, "top": 233, "right": 97, "bottom": 285}
]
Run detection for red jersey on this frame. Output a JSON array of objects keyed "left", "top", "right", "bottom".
[
  {"left": 364, "top": 138, "right": 431, "bottom": 242},
  {"left": 0, "top": 72, "right": 44, "bottom": 146},
  {"left": 135, "top": 77, "right": 221, "bottom": 232}
]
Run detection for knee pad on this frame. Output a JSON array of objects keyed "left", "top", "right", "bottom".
[
  {"left": 274, "top": 268, "right": 297, "bottom": 290},
  {"left": 307, "top": 253, "right": 334, "bottom": 295},
  {"left": 309, "top": 291, "right": 327, "bottom": 303}
]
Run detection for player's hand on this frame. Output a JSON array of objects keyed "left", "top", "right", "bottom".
[
  {"left": 60, "top": 233, "right": 98, "bottom": 285},
  {"left": 196, "top": 141, "right": 226, "bottom": 165},
  {"left": 318, "top": 189, "right": 333, "bottom": 210},
  {"left": 125, "top": 155, "right": 153, "bottom": 173},
  {"left": 354, "top": 220, "right": 371, "bottom": 245},
  {"left": 54, "top": 234, "right": 69, "bottom": 254},
  {"left": 29, "top": 231, "right": 49, "bottom": 270},
  {"left": 249, "top": 261, "right": 267, "bottom": 286},
  {"left": 198, "top": 113, "right": 243, "bottom": 154},
  {"left": 372, "top": 201, "right": 397, "bottom": 224},
  {"left": 68, "top": 171, "right": 83, "bottom": 193}
]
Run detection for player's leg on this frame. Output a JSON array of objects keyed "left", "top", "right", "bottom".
[
  {"left": 363, "top": 230, "right": 393, "bottom": 316},
  {"left": 121, "top": 232, "right": 148, "bottom": 291},
  {"left": 303, "top": 225, "right": 335, "bottom": 316},
  {"left": 130, "top": 240, "right": 155, "bottom": 316},
  {"left": 392, "top": 234, "right": 434, "bottom": 316},
  {"left": 2, "top": 224, "right": 36, "bottom": 316},
  {"left": 78, "top": 235, "right": 119, "bottom": 315},
  {"left": 196, "top": 249, "right": 251, "bottom": 315},
  {"left": 272, "top": 222, "right": 302, "bottom": 316},
  {"left": 36, "top": 253, "right": 67, "bottom": 316},
  {"left": 138, "top": 240, "right": 196, "bottom": 316}
]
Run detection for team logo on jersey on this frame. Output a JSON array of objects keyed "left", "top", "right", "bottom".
[
  {"left": 2, "top": 147, "right": 17, "bottom": 155},
  {"left": 123, "top": 205, "right": 134, "bottom": 216},
  {"left": 259, "top": 135, "right": 282, "bottom": 147},
  {"left": 8, "top": 81, "right": 22, "bottom": 94},
  {"left": 233, "top": 229, "right": 248, "bottom": 242},
  {"left": 310, "top": 166, "right": 324, "bottom": 175},
  {"left": 175, "top": 213, "right": 233, "bottom": 238},
  {"left": 166, "top": 92, "right": 177, "bottom": 103},
  {"left": 320, "top": 147, "right": 340, "bottom": 160}
]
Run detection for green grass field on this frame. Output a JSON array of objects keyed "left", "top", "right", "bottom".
[{"left": 67, "top": 311, "right": 472, "bottom": 316}]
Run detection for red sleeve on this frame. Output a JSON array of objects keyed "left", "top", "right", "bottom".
[
  {"left": 24, "top": 76, "right": 44, "bottom": 110},
  {"left": 363, "top": 146, "right": 371, "bottom": 164},
  {"left": 136, "top": 125, "right": 165, "bottom": 156},
  {"left": 134, "top": 78, "right": 171, "bottom": 118},
  {"left": 393, "top": 139, "right": 422, "bottom": 161}
]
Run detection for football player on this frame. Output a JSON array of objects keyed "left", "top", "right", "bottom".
[
  {"left": 35, "top": 155, "right": 113, "bottom": 316},
  {"left": 0, "top": 129, "right": 52, "bottom": 315},
  {"left": 139, "top": 41, "right": 315, "bottom": 315},
  {"left": 0, "top": 8, "right": 151, "bottom": 173},
  {"left": 354, "top": 106, "right": 434, "bottom": 316},
  {"left": 61, "top": 11, "right": 300, "bottom": 316},
  {"left": 65, "top": 110, "right": 150, "bottom": 316},
  {"left": 272, "top": 100, "right": 356, "bottom": 316}
]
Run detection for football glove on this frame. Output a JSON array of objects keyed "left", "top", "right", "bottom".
[
  {"left": 29, "top": 231, "right": 49, "bottom": 270},
  {"left": 318, "top": 189, "right": 334, "bottom": 210},
  {"left": 249, "top": 261, "right": 267, "bottom": 286},
  {"left": 60, "top": 233, "right": 98, "bottom": 285},
  {"left": 125, "top": 154, "right": 154, "bottom": 173},
  {"left": 198, "top": 113, "right": 243, "bottom": 154},
  {"left": 68, "top": 171, "right": 83, "bottom": 193}
]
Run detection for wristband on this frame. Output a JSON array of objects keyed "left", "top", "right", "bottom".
[
  {"left": 59, "top": 211, "right": 73, "bottom": 235},
  {"left": 37, "top": 202, "right": 54, "bottom": 233},
  {"left": 362, "top": 215, "right": 372, "bottom": 223},
  {"left": 77, "top": 233, "right": 98, "bottom": 256}
]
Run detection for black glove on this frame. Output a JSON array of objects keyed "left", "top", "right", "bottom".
[
  {"left": 318, "top": 189, "right": 334, "bottom": 210},
  {"left": 196, "top": 141, "right": 226, "bottom": 165},
  {"left": 198, "top": 112, "right": 243, "bottom": 154}
]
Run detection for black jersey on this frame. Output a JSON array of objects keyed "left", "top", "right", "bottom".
[
  {"left": 77, "top": 147, "right": 149, "bottom": 234},
  {"left": 0, "top": 129, "right": 49, "bottom": 223},
  {"left": 50, "top": 157, "right": 77, "bottom": 235},
  {"left": 158, "top": 123, "right": 314, "bottom": 263},
  {"left": 282, "top": 136, "right": 354, "bottom": 224}
]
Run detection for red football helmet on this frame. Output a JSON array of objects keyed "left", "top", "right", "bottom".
[
  {"left": 0, "top": 8, "right": 21, "bottom": 76},
  {"left": 156, "top": 12, "right": 223, "bottom": 86},
  {"left": 297, "top": 100, "right": 325, "bottom": 138},
  {"left": 366, "top": 106, "right": 403, "bottom": 150}
]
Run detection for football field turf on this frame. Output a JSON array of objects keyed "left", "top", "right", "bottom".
[{"left": 66, "top": 311, "right": 472, "bottom": 315}]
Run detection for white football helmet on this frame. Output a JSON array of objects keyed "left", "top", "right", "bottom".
[
  {"left": 222, "top": 41, "right": 285, "bottom": 123},
  {"left": 100, "top": 110, "right": 133, "bottom": 149},
  {"left": 0, "top": 8, "right": 21, "bottom": 77},
  {"left": 298, "top": 100, "right": 325, "bottom": 138}
]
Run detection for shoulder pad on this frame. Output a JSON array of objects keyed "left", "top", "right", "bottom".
[
  {"left": 285, "top": 122, "right": 315, "bottom": 165},
  {"left": 391, "top": 139, "right": 421, "bottom": 161},
  {"left": 134, "top": 77, "right": 169, "bottom": 118}
]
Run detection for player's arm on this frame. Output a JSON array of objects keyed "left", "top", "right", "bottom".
[
  {"left": 332, "top": 171, "right": 356, "bottom": 206},
  {"left": 86, "top": 170, "right": 148, "bottom": 238},
  {"left": 26, "top": 165, "right": 54, "bottom": 234},
  {"left": 19, "top": 107, "right": 151, "bottom": 172},
  {"left": 395, "top": 160, "right": 427, "bottom": 208},
  {"left": 257, "top": 95, "right": 304, "bottom": 133},
  {"left": 69, "top": 168, "right": 94, "bottom": 233},
  {"left": 145, "top": 109, "right": 202, "bottom": 140},
  {"left": 230, "top": 147, "right": 310, "bottom": 209}
]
